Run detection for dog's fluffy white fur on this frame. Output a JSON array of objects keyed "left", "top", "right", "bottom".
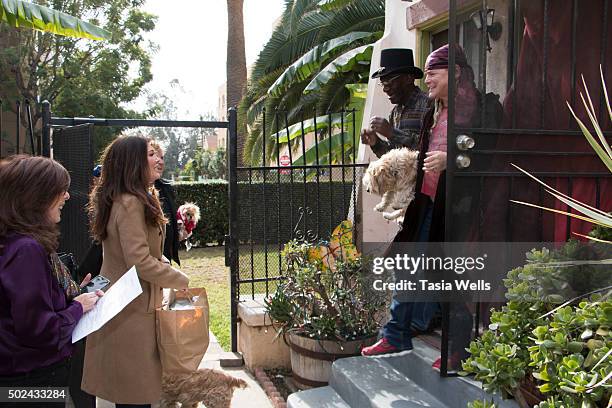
[
  {"left": 362, "top": 148, "right": 419, "bottom": 221},
  {"left": 177, "top": 202, "right": 201, "bottom": 244}
]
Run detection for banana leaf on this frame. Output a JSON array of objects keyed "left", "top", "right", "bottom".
[
  {"left": 268, "top": 31, "right": 378, "bottom": 97},
  {"left": 344, "top": 83, "right": 367, "bottom": 148},
  {"left": 273, "top": 113, "right": 354, "bottom": 144},
  {"left": 303, "top": 44, "right": 373, "bottom": 94},
  {"left": 0, "top": 0, "right": 110, "bottom": 40},
  {"left": 291, "top": 131, "right": 358, "bottom": 166}
]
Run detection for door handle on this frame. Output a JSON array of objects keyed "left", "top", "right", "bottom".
[
  {"left": 456, "top": 134, "right": 475, "bottom": 150},
  {"left": 456, "top": 154, "right": 471, "bottom": 169}
]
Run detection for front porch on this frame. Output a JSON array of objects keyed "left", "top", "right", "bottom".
[{"left": 287, "top": 338, "right": 519, "bottom": 408}]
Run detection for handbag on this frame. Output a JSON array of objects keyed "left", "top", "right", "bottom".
[{"left": 155, "top": 287, "right": 210, "bottom": 374}]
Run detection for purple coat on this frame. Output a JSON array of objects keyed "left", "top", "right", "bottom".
[{"left": 0, "top": 233, "right": 83, "bottom": 375}]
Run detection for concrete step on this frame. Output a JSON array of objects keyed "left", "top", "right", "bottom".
[
  {"left": 286, "top": 338, "right": 520, "bottom": 408},
  {"left": 287, "top": 386, "right": 351, "bottom": 408},
  {"left": 383, "top": 338, "right": 519, "bottom": 408},
  {"left": 330, "top": 356, "right": 445, "bottom": 408}
]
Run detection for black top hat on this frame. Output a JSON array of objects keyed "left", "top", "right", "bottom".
[{"left": 371, "top": 48, "right": 424, "bottom": 80}]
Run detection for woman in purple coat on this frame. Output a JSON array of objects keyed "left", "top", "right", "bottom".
[{"left": 0, "top": 155, "right": 103, "bottom": 407}]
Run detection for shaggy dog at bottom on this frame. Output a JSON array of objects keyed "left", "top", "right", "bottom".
[
  {"left": 362, "top": 148, "right": 419, "bottom": 221},
  {"left": 161, "top": 369, "right": 247, "bottom": 408}
]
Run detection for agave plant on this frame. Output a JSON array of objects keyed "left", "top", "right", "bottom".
[
  {"left": 0, "top": 0, "right": 110, "bottom": 40},
  {"left": 511, "top": 66, "right": 612, "bottom": 243}
]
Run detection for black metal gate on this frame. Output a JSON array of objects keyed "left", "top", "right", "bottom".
[
  {"left": 443, "top": 0, "right": 611, "bottom": 375},
  {"left": 52, "top": 124, "right": 94, "bottom": 264},
  {"left": 226, "top": 108, "right": 366, "bottom": 351},
  {"left": 41, "top": 101, "right": 231, "bottom": 267}
]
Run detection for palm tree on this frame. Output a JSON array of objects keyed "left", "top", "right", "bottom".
[
  {"left": 226, "top": 0, "right": 247, "bottom": 162},
  {"left": 238, "top": 0, "right": 385, "bottom": 165},
  {"left": 226, "top": 0, "right": 247, "bottom": 108}
]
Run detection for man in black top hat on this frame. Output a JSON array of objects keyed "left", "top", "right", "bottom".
[
  {"left": 361, "top": 48, "right": 429, "bottom": 157},
  {"left": 360, "top": 49, "right": 433, "bottom": 360}
]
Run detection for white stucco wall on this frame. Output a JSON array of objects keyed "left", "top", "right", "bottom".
[
  {"left": 485, "top": 0, "right": 510, "bottom": 101},
  {"left": 358, "top": 0, "right": 419, "bottom": 244}
]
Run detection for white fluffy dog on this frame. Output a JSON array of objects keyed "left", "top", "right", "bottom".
[
  {"left": 362, "top": 148, "right": 419, "bottom": 221},
  {"left": 176, "top": 202, "right": 201, "bottom": 250}
]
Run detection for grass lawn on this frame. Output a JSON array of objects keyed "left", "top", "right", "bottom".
[
  {"left": 179, "top": 246, "right": 232, "bottom": 350},
  {"left": 179, "top": 245, "right": 285, "bottom": 351}
]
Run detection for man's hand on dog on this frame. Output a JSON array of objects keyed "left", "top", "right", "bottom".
[{"left": 423, "top": 151, "right": 447, "bottom": 173}]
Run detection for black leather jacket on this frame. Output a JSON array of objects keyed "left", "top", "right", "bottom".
[{"left": 155, "top": 178, "right": 180, "bottom": 265}]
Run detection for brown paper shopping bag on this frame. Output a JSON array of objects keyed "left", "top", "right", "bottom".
[{"left": 156, "top": 287, "right": 210, "bottom": 374}]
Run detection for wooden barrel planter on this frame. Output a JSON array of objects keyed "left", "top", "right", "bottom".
[
  {"left": 514, "top": 379, "right": 545, "bottom": 408},
  {"left": 287, "top": 332, "right": 377, "bottom": 389}
]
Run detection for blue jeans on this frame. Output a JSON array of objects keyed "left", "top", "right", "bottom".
[{"left": 382, "top": 202, "right": 438, "bottom": 350}]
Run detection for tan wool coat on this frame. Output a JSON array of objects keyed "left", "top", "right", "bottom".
[{"left": 82, "top": 194, "right": 189, "bottom": 404}]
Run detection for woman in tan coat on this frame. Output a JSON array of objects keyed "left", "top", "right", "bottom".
[{"left": 82, "top": 136, "right": 189, "bottom": 407}]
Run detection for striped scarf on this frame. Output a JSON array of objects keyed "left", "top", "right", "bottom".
[{"left": 49, "top": 252, "right": 81, "bottom": 301}]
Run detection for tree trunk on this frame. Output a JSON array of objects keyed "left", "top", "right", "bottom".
[
  {"left": 226, "top": 0, "right": 247, "bottom": 165},
  {"left": 226, "top": 0, "right": 247, "bottom": 108}
]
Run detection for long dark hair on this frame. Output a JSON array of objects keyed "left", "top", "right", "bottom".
[
  {"left": 0, "top": 155, "right": 70, "bottom": 253},
  {"left": 88, "top": 136, "right": 165, "bottom": 241}
]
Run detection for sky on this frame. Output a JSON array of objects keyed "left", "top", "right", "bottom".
[{"left": 130, "top": 0, "right": 286, "bottom": 119}]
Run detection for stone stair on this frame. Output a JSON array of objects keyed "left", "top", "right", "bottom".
[{"left": 287, "top": 338, "right": 520, "bottom": 408}]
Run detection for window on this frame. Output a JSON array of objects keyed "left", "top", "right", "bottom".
[{"left": 429, "top": 15, "right": 482, "bottom": 86}]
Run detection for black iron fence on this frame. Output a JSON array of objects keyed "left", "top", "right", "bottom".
[
  {"left": 226, "top": 108, "right": 367, "bottom": 351},
  {"left": 52, "top": 124, "right": 94, "bottom": 264},
  {"left": 41, "top": 102, "right": 232, "bottom": 265}
]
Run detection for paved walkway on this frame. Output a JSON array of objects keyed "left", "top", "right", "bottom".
[{"left": 70, "top": 332, "right": 272, "bottom": 408}]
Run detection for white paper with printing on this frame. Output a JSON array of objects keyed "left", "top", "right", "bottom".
[{"left": 72, "top": 266, "right": 142, "bottom": 343}]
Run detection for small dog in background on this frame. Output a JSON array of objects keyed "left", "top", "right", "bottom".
[
  {"left": 362, "top": 148, "right": 419, "bottom": 221},
  {"left": 177, "top": 202, "right": 201, "bottom": 251},
  {"left": 161, "top": 369, "right": 247, "bottom": 408}
]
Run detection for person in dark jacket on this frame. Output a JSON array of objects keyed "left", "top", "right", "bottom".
[
  {"left": 361, "top": 48, "right": 430, "bottom": 157},
  {"left": 151, "top": 141, "right": 181, "bottom": 266},
  {"left": 69, "top": 166, "right": 104, "bottom": 408},
  {"left": 362, "top": 44, "right": 502, "bottom": 370}
]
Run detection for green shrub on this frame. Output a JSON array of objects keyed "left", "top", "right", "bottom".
[
  {"left": 265, "top": 226, "right": 386, "bottom": 342},
  {"left": 462, "top": 240, "right": 612, "bottom": 407},
  {"left": 173, "top": 180, "right": 356, "bottom": 247}
]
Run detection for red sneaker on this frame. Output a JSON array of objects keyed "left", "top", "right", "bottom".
[
  {"left": 361, "top": 338, "right": 412, "bottom": 357},
  {"left": 432, "top": 353, "right": 463, "bottom": 372}
]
